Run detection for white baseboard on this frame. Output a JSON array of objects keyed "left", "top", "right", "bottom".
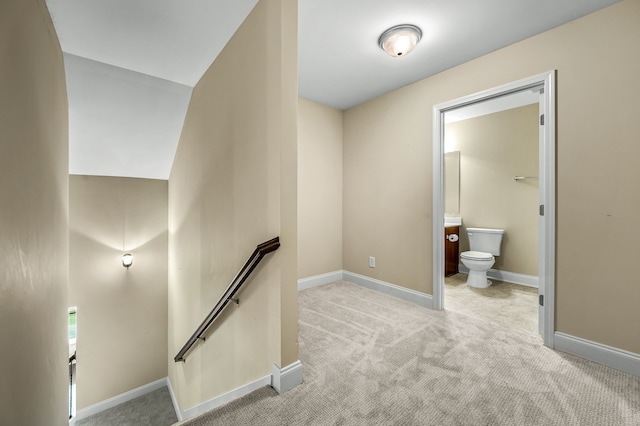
[
  {"left": 74, "top": 377, "right": 168, "bottom": 421},
  {"left": 176, "top": 361, "right": 304, "bottom": 421},
  {"left": 554, "top": 332, "right": 640, "bottom": 377},
  {"left": 166, "top": 377, "right": 182, "bottom": 422},
  {"left": 298, "top": 270, "right": 343, "bottom": 291},
  {"left": 271, "top": 360, "right": 303, "bottom": 394},
  {"left": 181, "top": 375, "right": 272, "bottom": 420},
  {"left": 458, "top": 265, "right": 539, "bottom": 288},
  {"left": 343, "top": 271, "right": 433, "bottom": 309},
  {"left": 298, "top": 270, "right": 434, "bottom": 309}
]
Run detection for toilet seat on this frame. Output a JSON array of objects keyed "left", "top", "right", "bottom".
[{"left": 460, "top": 251, "right": 493, "bottom": 261}]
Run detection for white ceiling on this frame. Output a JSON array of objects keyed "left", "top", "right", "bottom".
[
  {"left": 47, "top": 0, "right": 259, "bottom": 87},
  {"left": 46, "top": 0, "right": 621, "bottom": 179},
  {"left": 63, "top": 53, "right": 192, "bottom": 179}
]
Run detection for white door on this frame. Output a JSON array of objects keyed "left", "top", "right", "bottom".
[{"left": 537, "top": 87, "right": 545, "bottom": 336}]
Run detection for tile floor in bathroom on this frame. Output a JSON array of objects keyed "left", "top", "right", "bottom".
[{"left": 444, "top": 273, "right": 540, "bottom": 338}]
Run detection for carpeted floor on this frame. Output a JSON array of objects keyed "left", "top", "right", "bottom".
[
  {"left": 178, "top": 280, "right": 640, "bottom": 425},
  {"left": 444, "top": 273, "right": 539, "bottom": 336},
  {"left": 75, "top": 387, "right": 177, "bottom": 426}
]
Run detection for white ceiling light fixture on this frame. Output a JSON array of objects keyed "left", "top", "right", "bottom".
[
  {"left": 378, "top": 24, "right": 422, "bottom": 57},
  {"left": 122, "top": 253, "right": 133, "bottom": 269}
]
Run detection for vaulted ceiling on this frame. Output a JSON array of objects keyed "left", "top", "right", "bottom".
[{"left": 46, "top": 0, "right": 621, "bottom": 179}]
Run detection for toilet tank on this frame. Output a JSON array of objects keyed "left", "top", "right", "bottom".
[{"left": 466, "top": 228, "right": 505, "bottom": 256}]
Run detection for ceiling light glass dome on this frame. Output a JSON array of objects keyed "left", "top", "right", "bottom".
[{"left": 378, "top": 24, "right": 422, "bottom": 57}]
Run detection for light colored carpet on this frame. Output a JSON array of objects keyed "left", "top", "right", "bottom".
[
  {"left": 444, "top": 273, "right": 539, "bottom": 336},
  {"left": 179, "top": 280, "right": 640, "bottom": 425}
]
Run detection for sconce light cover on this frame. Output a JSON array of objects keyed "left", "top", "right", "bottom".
[
  {"left": 378, "top": 24, "right": 422, "bottom": 57},
  {"left": 122, "top": 253, "right": 133, "bottom": 269}
]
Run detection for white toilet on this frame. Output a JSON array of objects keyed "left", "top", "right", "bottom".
[{"left": 460, "top": 227, "right": 505, "bottom": 288}]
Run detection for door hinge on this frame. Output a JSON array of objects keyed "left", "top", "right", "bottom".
[
  {"left": 540, "top": 114, "right": 545, "bottom": 125},
  {"left": 539, "top": 295, "right": 544, "bottom": 306},
  {"left": 539, "top": 205, "right": 544, "bottom": 216}
]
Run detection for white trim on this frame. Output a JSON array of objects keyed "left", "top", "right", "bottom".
[
  {"left": 343, "top": 271, "right": 433, "bottom": 309},
  {"left": 539, "top": 71, "right": 556, "bottom": 347},
  {"left": 297, "top": 270, "right": 343, "bottom": 291},
  {"left": 181, "top": 375, "right": 272, "bottom": 420},
  {"left": 166, "top": 377, "right": 182, "bottom": 422},
  {"left": 74, "top": 377, "right": 167, "bottom": 421},
  {"left": 298, "top": 270, "right": 434, "bottom": 310},
  {"left": 271, "top": 360, "right": 304, "bottom": 394},
  {"left": 554, "top": 332, "right": 640, "bottom": 378},
  {"left": 433, "top": 71, "right": 556, "bottom": 347},
  {"left": 432, "top": 108, "right": 445, "bottom": 311},
  {"left": 457, "top": 265, "right": 539, "bottom": 288}
]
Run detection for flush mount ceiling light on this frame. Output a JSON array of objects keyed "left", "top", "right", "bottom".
[{"left": 378, "top": 24, "right": 422, "bottom": 57}]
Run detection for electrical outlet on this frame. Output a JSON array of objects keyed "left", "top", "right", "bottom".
[{"left": 369, "top": 256, "right": 375, "bottom": 268}]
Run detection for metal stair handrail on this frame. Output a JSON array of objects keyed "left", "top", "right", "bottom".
[{"left": 173, "top": 237, "right": 280, "bottom": 362}]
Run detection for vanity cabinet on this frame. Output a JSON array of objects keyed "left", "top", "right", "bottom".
[{"left": 445, "top": 226, "right": 460, "bottom": 277}]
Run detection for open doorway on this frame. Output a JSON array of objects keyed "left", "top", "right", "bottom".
[
  {"left": 443, "top": 92, "right": 540, "bottom": 336},
  {"left": 432, "top": 72, "right": 556, "bottom": 348}
]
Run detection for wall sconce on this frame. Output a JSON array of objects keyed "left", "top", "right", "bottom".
[
  {"left": 378, "top": 24, "right": 422, "bottom": 57},
  {"left": 122, "top": 253, "right": 133, "bottom": 269}
]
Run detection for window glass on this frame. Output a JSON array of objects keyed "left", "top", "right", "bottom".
[{"left": 68, "top": 307, "right": 77, "bottom": 342}]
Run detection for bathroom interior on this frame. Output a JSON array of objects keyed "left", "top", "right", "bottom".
[{"left": 443, "top": 90, "right": 541, "bottom": 337}]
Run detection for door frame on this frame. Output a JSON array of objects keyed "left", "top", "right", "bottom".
[{"left": 431, "top": 71, "right": 556, "bottom": 348}]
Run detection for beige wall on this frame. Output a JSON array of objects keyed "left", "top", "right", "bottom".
[
  {"left": 0, "top": 0, "right": 69, "bottom": 424},
  {"left": 69, "top": 175, "right": 168, "bottom": 409},
  {"left": 444, "top": 151, "right": 460, "bottom": 216},
  {"left": 343, "top": 90, "right": 432, "bottom": 293},
  {"left": 168, "top": 0, "right": 298, "bottom": 413},
  {"left": 343, "top": 0, "right": 640, "bottom": 354},
  {"left": 298, "top": 98, "right": 343, "bottom": 278},
  {"left": 448, "top": 105, "right": 539, "bottom": 276}
]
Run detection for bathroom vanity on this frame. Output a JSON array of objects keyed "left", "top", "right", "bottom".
[{"left": 445, "top": 225, "right": 460, "bottom": 277}]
